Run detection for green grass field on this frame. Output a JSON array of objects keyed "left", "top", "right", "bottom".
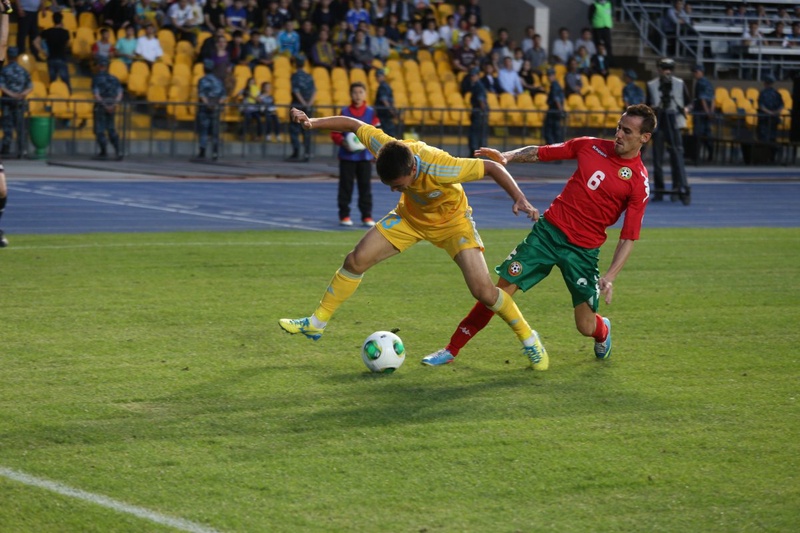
[{"left": 1, "top": 228, "right": 798, "bottom": 532}]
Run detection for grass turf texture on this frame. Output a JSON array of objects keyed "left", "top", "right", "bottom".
[{"left": 1, "top": 228, "right": 798, "bottom": 532}]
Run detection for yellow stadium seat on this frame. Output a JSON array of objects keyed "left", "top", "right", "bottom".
[
  {"left": 108, "top": 59, "right": 129, "bottom": 85},
  {"left": 38, "top": 10, "right": 54, "bottom": 31},
  {"left": 196, "top": 31, "right": 212, "bottom": 54},
  {"left": 499, "top": 92, "right": 522, "bottom": 126},
  {"left": 476, "top": 28, "right": 492, "bottom": 54},
  {"left": 350, "top": 67, "right": 368, "bottom": 86},
  {"left": 71, "top": 27, "right": 95, "bottom": 60},
  {"left": 127, "top": 61, "right": 150, "bottom": 97},
  {"left": 176, "top": 40, "right": 195, "bottom": 59},
  {"left": 606, "top": 74, "right": 622, "bottom": 96},
  {"left": 233, "top": 64, "right": 252, "bottom": 80},
  {"left": 714, "top": 87, "right": 730, "bottom": 107},
  {"left": 254, "top": 65, "right": 272, "bottom": 86},
  {"left": 417, "top": 49, "right": 433, "bottom": 63},
  {"left": 61, "top": 11, "right": 78, "bottom": 31},
  {"left": 729, "top": 87, "right": 745, "bottom": 103},
  {"left": 150, "top": 62, "right": 171, "bottom": 87},
  {"left": 745, "top": 87, "right": 759, "bottom": 104},
  {"left": 172, "top": 63, "right": 191, "bottom": 87},
  {"left": 79, "top": 12, "right": 98, "bottom": 30},
  {"left": 273, "top": 55, "right": 292, "bottom": 73},
  {"left": 193, "top": 62, "right": 205, "bottom": 77},
  {"left": 49, "top": 79, "right": 71, "bottom": 98},
  {"left": 778, "top": 88, "right": 792, "bottom": 110},
  {"left": 158, "top": 29, "right": 176, "bottom": 58}
]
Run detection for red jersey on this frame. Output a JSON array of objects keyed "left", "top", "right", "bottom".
[{"left": 538, "top": 137, "right": 649, "bottom": 249}]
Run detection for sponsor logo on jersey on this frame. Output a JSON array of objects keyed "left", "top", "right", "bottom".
[
  {"left": 507, "top": 261, "right": 523, "bottom": 277},
  {"left": 427, "top": 190, "right": 442, "bottom": 199},
  {"left": 618, "top": 166, "right": 632, "bottom": 180},
  {"left": 592, "top": 145, "right": 608, "bottom": 158}
]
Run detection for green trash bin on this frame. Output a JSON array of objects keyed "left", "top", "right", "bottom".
[{"left": 29, "top": 115, "right": 54, "bottom": 159}]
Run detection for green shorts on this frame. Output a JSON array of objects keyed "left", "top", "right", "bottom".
[{"left": 495, "top": 216, "right": 601, "bottom": 311}]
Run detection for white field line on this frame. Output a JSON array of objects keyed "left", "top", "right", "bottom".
[
  {"left": 8, "top": 186, "right": 332, "bottom": 232},
  {"left": 5, "top": 240, "right": 352, "bottom": 251},
  {"left": 0, "top": 467, "right": 222, "bottom": 533}
]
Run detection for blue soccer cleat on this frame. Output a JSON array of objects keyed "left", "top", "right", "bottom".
[
  {"left": 594, "top": 317, "right": 612, "bottom": 359},
  {"left": 421, "top": 348, "right": 455, "bottom": 366},
  {"left": 279, "top": 317, "right": 325, "bottom": 341},
  {"left": 523, "top": 330, "right": 549, "bottom": 371}
]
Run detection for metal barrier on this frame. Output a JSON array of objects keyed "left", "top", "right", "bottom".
[{"left": 11, "top": 97, "right": 796, "bottom": 165}]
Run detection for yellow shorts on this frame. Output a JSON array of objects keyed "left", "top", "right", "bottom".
[{"left": 375, "top": 207, "right": 484, "bottom": 259}]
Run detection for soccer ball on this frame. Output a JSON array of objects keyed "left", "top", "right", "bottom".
[
  {"left": 361, "top": 331, "right": 406, "bottom": 373},
  {"left": 343, "top": 132, "right": 367, "bottom": 152}
]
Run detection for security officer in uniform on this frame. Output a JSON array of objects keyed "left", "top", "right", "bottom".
[
  {"left": 467, "top": 67, "right": 487, "bottom": 155},
  {"left": 92, "top": 57, "right": 123, "bottom": 159},
  {"left": 288, "top": 54, "right": 316, "bottom": 162},
  {"left": 691, "top": 64, "right": 715, "bottom": 162},
  {"left": 374, "top": 68, "right": 397, "bottom": 137},
  {"left": 757, "top": 73, "right": 784, "bottom": 162},
  {"left": 646, "top": 57, "right": 690, "bottom": 204},
  {"left": 196, "top": 59, "right": 226, "bottom": 160},
  {"left": 0, "top": 47, "right": 31, "bottom": 156},
  {"left": 544, "top": 67, "right": 565, "bottom": 145}
]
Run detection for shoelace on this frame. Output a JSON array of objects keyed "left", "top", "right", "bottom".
[{"left": 523, "top": 346, "right": 541, "bottom": 363}]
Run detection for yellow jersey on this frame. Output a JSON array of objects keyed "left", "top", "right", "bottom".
[{"left": 356, "top": 124, "right": 485, "bottom": 227}]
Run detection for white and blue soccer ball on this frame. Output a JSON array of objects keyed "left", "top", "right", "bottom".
[
  {"left": 343, "top": 132, "right": 367, "bottom": 152},
  {"left": 361, "top": 331, "right": 405, "bottom": 373}
]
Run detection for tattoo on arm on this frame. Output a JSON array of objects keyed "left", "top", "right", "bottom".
[{"left": 506, "top": 146, "right": 539, "bottom": 163}]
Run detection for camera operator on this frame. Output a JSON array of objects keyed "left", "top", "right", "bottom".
[{"left": 646, "top": 58, "right": 691, "bottom": 204}]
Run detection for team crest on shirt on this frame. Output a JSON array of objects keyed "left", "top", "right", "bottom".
[
  {"left": 618, "top": 166, "right": 633, "bottom": 180},
  {"left": 507, "top": 261, "right": 523, "bottom": 277}
]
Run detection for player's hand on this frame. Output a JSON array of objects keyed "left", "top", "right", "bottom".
[
  {"left": 512, "top": 197, "right": 539, "bottom": 221},
  {"left": 291, "top": 107, "right": 312, "bottom": 129},
  {"left": 599, "top": 277, "right": 613, "bottom": 305},
  {"left": 474, "top": 147, "right": 507, "bottom": 165}
]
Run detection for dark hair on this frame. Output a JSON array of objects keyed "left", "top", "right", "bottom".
[
  {"left": 624, "top": 104, "right": 657, "bottom": 134},
  {"left": 53, "top": 12, "right": 63, "bottom": 24},
  {"left": 350, "top": 81, "right": 367, "bottom": 92},
  {"left": 376, "top": 141, "right": 415, "bottom": 184}
]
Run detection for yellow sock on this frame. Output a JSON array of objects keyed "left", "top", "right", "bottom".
[
  {"left": 314, "top": 268, "right": 363, "bottom": 322},
  {"left": 489, "top": 288, "right": 533, "bottom": 342}
]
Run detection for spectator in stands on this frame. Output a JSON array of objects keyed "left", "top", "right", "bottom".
[
  {"left": 440, "top": 14, "right": 458, "bottom": 49},
  {"left": 200, "top": 28, "right": 226, "bottom": 60},
  {"left": 575, "top": 45, "right": 591, "bottom": 75},
  {"left": 244, "top": 29, "right": 273, "bottom": 69},
  {"left": 590, "top": 42, "right": 610, "bottom": 77},
  {"left": 574, "top": 28, "right": 596, "bottom": 58},
  {"left": 371, "top": 25, "right": 391, "bottom": 63},
  {"left": 718, "top": 5, "right": 736, "bottom": 25},
  {"left": 92, "top": 28, "right": 114, "bottom": 65},
  {"left": 277, "top": 0, "right": 296, "bottom": 23},
  {"left": 785, "top": 22, "right": 800, "bottom": 48},
  {"left": 384, "top": 13, "right": 404, "bottom": 52},
  {"left": 338, "top": 41, "right": 358, "bottom": 69},
  {"left": 16, "top": 0, "right": 42, "bottom": 60},
  {"left": 622, "top": 69, "right": 644, "bottom": 107},
  {"left": 266, "top": 1, "right": 288, "bottom": 29},
  {"left": 497, "top": 56, "right": 523, "bottom": 96},
  {"left": 35, "top": 12, "right": 71, "bottom": 91},
  {"left": 114, "top": 25, "right": 138, "bottom": 69},
  {"left": 793, "top": 7, "right": 800, "bottom": 24},
  {"left": 374, "top": 68, "right": 397, "bottom": 137},
  {"left": 352, "top": 29, "right": 373, "bottom": 70},
  {"left": 196, "top": 59, "right": 227, "bottom": 160},
  {"left": 209, "top": 33, "right": 233, "bottom": 91},
  {"left": 588, "top": 0, "right": 612, "bottom": 57},
  {"left": 312, "top": 0, "right": 340, "bottom": 31},
  {"left": 388, "top": 0, "right": 413, "bottom": 24},
  {"left": 769, "top": 21, "right": 787, "bottom": 47},
  {"left": 742, "top": 20, "right": 766, "bottom": 78},
  {"left": 422, "top": 18, "right": 442, "bottom": 50},
  {"left": 480, "top": 61, "right": 502, "bottom": 94},
  {"left": 135, "top": 23, "right": 164, "bottom": 65},
  {"left": 135, "top": 0, "right": 163, "bottom": 29},
  {"left": 524, "top": 33, "right": 547, "bottom": 70},
  {"left": 511, "top": 47, "right": 524, "bottom": 72},
  {"left": 406, "top": 19, "right": 423, "bottom": 56},
  {"left": 691, "top": 64, "right": 714, "bottom": 161},
  {"left": 662, "top": 0, "right": 690, "bottom": 52},
  {"left": 168, "top": 0, "right": 200, "bottom": 46},
  {"left": 227, "top": 30, "right": 247, "bottom": 66},
  {"left": 0, "top": 48, "right": 33, "bottom": 156},
  {"left": 312, "top": 27, "right": 336, "bottom": 70},
  {"left": 492, "top": 28, "right": 512, "bottom": 59},
  {"left": 466, "top": 0, "right": 482, "bottom": 28},
  {"left": 203, "top": 0, "right": 226, "bottom": 32},
  {"left": 288, "top": 54, "right": 315, "bottom": 161},
  {"left": 246, "top": 0, "right": 265, "bottom": 31},
  {"left": 544, "top": 67, "right": 565, "bottom": 145},
  {"left": 754, "top": 4, "right": 770, "bottom": 28},
  {"left": 239, "top": 77, "right": 263, "bottom": 139},
  {"left": 733, "top": 3, "right": 752, "bottom": 28},
  {"left": 452, "top": 33, "right": 479, "bottom": 75},
  {"left": 298, "top": 19, "right": 317, "bottom": 59},
  {"left": 521, "top": 25, "right": 535, "bottom": 55},
  {"left": 257, "top": 81, "right": 281, "bottom": 142},
  {"left": 91, "top": 57, "right": 123, "bottom": 160},
  {"left": 468, "top": 67, "right": 488, "bottom": 155},
  {"left": 346, "top": 0, "right": 370, "bottom": 31},
  {"left": 278, "top": 19, "right": 301, "bottom": 57},
  {"left": 225, "top": 0, "right": 248, "bottom": 32},
  {"left": 102, "top": 0, "right": 137, "bottom": 32},
  {"left": 332, "top": 20, "right": 352, "bottom": 53},
  {"left": 773, "top": 7, "right": 792, "bottom": 27},
  {"left": 551, "top": 27, "right": 574, "bottom": 65},
  {"left": 465, "top": 26, "right": 484, "bottom": 52},
  {"left": 757, "top": 73, "right": 784, "bottom": 153},
  {"left": 371, "top": 0, "right": 390, "bottom": 27},
  {"left": 518, "top": 59, "right": 545, "bottom": 96},
  {"left": 564, "top": 58, "right": 583, "bottom": 97},
  {"left": 263, "top": 25, "right": 279, "bottom": 56}
]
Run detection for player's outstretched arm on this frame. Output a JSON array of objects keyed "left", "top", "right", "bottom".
[
  {"left": 290, "top": 107, "right": 365, "bottom": 133},
  {"left": 475, "top": 145, "right": 540, "bottom": 165},
  {"left": 482, "top": 160, "right": 539, "bottom": 220}
]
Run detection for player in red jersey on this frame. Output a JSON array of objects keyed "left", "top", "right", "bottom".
[{"left": 422, "top": 104, "right": 657, "bottom": 370}]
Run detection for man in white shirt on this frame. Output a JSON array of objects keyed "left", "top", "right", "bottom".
[
  {"left": 135, "top": 24, "right": 164, "bottom": 64},
  {"left": 497, "top": 56, "right": 523, "bottom": 96},
  {"left": 169, "top": 0, "right": 200, "bottom": 45},
  {"left": 574, "top": 28, "right": 596, "bottom": 58},
  {"left": 551, "top": 27, "right": 574, "bottom": 65}
]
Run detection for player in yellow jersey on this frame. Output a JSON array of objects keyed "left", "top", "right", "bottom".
[{"left": 279, "top": 107, "right": 550, "bottom": 367}]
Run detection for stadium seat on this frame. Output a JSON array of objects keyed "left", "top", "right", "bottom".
[
  {"left": 778, "top": 88, "right": 792, "bottom": 110},
  {"left": 61, "top": 11, "right": 78, "bottom": 32},
  {"left": 128, "top": 61, "right": 150, "bottom": 98},
  {"left": 150, "top": 62, "right": 171, "bottom": 88},
  {"left": 745, "top": 87, "right": 759, "bottom": 105},
  {"left": 254, "top": 65, "right": 272, "bottom": 86},
  {"left": 79, "top": 12, "right": 98, "bottom": 30},
  {"left": 176, "top": 40, "right": 195, "bottom": 59},
  {"left": 108, "top": 59, "right": 129, "bottom": 85},
  {"left": 158, "top": 29, "right": 176, "bottom": 58},
  {"left": 72, "top": 27, "right": 95, "bottom": 60}
]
